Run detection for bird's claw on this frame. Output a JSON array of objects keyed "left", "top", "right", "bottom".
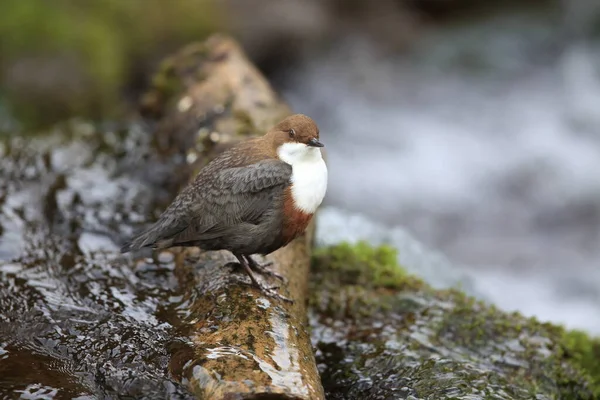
[
  {"left": 259, "top": 286, "right": 293, "bottom": 303},
  {"left": 233, "top": 277, "right": 293, "bottom": 303},
  {"left": 254, "top": 266, "right": 286, "bottom": 283},
  {"left": 227, "top": 256, "right": 293, "bottom": 303}
]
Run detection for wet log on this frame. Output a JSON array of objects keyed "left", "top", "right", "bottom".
[{"left": 141, "top": 35, "right": 325, "bottom": 399}]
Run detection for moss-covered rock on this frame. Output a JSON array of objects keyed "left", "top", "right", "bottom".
[
  {"left": 310, "top": 241, "right": 600, "bottom": 399},
  {"left": 561, "top": 329, "right": 600, "bottom": 397}
]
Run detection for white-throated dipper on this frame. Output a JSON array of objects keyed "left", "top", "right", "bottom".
[{"left": 121, "top": 114, "right": 327, "bottom": 302}]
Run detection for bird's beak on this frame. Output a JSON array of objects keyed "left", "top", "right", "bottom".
[{"left": 307, "top": 138, "right": 324, "bottom": 147}]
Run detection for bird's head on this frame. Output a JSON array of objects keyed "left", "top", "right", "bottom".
[{"left": 267, "top": 114, "right": 323, "bottom": 164}]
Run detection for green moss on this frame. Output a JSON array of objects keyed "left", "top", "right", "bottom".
[
  {"left": 312, "top": 240, "right": 415, "bottom": 289},
  {"left": 561, "top": 329, "right": 600, "bottom": 397},
  {"left": 310, "top": 241, "right": 427, "bottom": 320},
  {"left": 310, "top": 242, "right": 600, "bottom": 399},
  {"left": 0, "top": 0, "right": 222, "bottom": 128}
]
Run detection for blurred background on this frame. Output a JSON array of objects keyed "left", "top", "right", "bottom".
[{"left": 1, "top": 0, "right": 600, "bottom": 333}]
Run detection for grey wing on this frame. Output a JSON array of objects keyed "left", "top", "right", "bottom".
[
  {"left": 171, "top": 159, "right": 293, "bottom": 243},
  {"left": 121, "top": 159, "right": 292, "bottom": 251}
]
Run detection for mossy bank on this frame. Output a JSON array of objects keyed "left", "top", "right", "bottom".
[{"left": 309, "top": 241, "right": 600, "bottom": 400}]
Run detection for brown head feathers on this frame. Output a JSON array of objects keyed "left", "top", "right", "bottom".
[{"left": 265, "top": 114, "right": 323, "bottom": 150}]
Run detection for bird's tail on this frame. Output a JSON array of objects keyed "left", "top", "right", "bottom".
[
  {"left": 120, "top": 226, "right": 162, "bottom": 253},
  {"left": 121, "top": 211, "right": 188, "bottom": 253}
]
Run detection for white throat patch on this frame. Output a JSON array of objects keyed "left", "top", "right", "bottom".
[{"left": 277, "top": 142, "right": 328, "bottom": 214}]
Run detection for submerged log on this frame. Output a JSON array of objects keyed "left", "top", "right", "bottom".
[{"left": 141, "top": 35, "right": 325, "bottom": 399}]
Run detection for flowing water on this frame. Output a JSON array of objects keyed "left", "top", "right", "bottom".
[
  {"left": 0, "top": 122, "right": 198, "bottom": 398},
  {"left": 285, "top": 6, "right": 600, "bottom": 334}
]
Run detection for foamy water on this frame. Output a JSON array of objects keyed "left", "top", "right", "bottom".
[{"left": 286, "top": 9, "right": 600, "bottom": 334}]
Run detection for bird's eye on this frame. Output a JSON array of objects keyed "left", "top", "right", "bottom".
[{"left": 288, "top": 129, "right": 295, "bottom": 138}]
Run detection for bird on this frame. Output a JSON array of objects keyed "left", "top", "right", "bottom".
[{"left": 120, "top": 114, "right": 328, "bottom": 302}]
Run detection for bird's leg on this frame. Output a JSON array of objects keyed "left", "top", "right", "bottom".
[
  {"left": 234, "top": 254, "right": 292, "bottom": 303},
  {"left": 244, "top": 255, "right": 286, "bottom": 282}
]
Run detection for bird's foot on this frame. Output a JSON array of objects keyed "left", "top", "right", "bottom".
[
  {"left": 245, "top": 256, "right": 286, "bottom": 283},
  {"left": 253, "top": 282, "right": 293, "bottom": 304},
  {"left": 232, "top": 255, "right": 293, "bottom": 304},
  {"left": 230, "top": 276, "right": 293, "bottom": 303}
]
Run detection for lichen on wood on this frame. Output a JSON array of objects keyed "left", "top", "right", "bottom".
[{"left": 142, "top": 34, "right": 325, "bottom": 399}]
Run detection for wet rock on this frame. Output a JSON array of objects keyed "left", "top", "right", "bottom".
[
  {"left": 0, "top": 120, "right": 195, "bottom": 398},
  {"left": 310, "top": 241, "right": 600, "bottom": 399}
]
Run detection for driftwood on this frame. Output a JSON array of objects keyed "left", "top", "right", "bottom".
[{"left": 141, "top": 35, "right": 325, "bottom": 399}]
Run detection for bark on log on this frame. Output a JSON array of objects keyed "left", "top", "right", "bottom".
[{"left": 141, "top": 35, "right": 325, "bottom": 400}]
